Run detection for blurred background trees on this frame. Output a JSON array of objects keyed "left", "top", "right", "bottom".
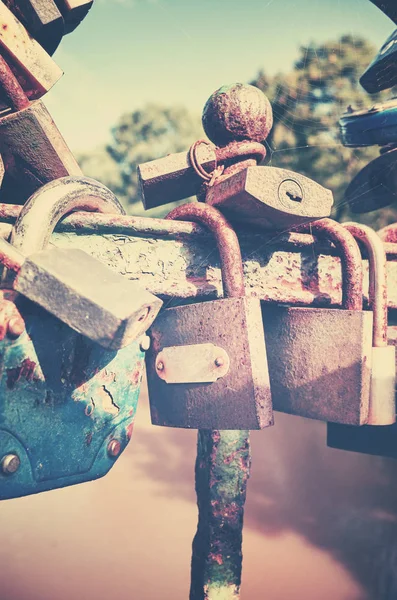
[{"left": 78, "top": 34, "right": 397, "bottom": 229}]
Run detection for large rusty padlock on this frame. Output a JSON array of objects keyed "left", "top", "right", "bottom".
[
  {"left": 145, "top": 202, "right": 273, "bottom": 430},
  {"left": 0, "top": 180, "right": 153, "bottom": 500},
  {"left": 262, "top": 219, "right": 373, "bottom": 425},
  {"left": 327, "top": 223, "right": 397, "bottom": 457}
]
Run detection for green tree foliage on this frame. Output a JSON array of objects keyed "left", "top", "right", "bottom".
[
  {"left": 80, "top": 105, "right": 202, "bottom": 217},
  {"left": 252, "top": 35, "right": 397, "bottom": 229}
]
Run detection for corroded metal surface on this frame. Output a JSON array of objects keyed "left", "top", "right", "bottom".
[
  {"left": 263, "top": 219, "right": 373, "bottom": 425},
  {"left": 0, "top": 300, "right": 145, "bottom": 500},
  {"left": 0, "top": 104, "right": 82, "bottom": 204},
  {"left": 166, "top": 202, "right": 245, "bottom": 298},
  {"left": 202, "top": 83, "right": 273, "bottom": 146},
  {"left": 296, "top": 218, "right": 363, "bottom": 310},
  {"left": 190, "top": 430, "right": 250, "bottom": 600},
  {"left": 0, "top": 55, "right": 30, "bottom": 111},
  {"left": 205, "top": 166, "right": 334, "bottom": 229},
  {"left": 148, "top": 203, "right": 272, "bottom": 429},
  {"left": 147, "top": 297, "right": 272, "bottom": 429},
  {"left": 4, "top": 177, "right": 162, "bottom": 349},
  {"left": 3, "top": 0, "right": 64, "bottom": 55},
  {"left": 344, "top": 222, "right": 388, "bottom": 346},
  {"left": 0, "top": 204, "right": 396, "bottom": 307},
  {"left": 160, "top": 203, "right": 266, "bottom": 599}
]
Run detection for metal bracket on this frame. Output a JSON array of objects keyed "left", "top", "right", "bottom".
[{"left": 155, "top": 343, "right": 230, "bottom": 384}]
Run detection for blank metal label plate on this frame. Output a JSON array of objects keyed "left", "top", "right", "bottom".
[{"left": 155, "top": 343, "right": 230, "bottom": 384}]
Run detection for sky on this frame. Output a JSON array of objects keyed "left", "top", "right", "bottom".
[{"left": 44, "top": 0, "right": 395, "bottom": 153}]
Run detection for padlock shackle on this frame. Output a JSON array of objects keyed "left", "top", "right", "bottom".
[
  {"left": 165, "top": 203, "right": 245, "bottom": 299},
  {"left": 295, "top": 218, "right": 363, "bottom": 311},
  {"left": 344, "top": 222, "right": 388, "bottom": 347},
  {"left": 0, "top": 55, "right": 29, "bottom": 112},
  {"left": 9, "top": 176, "right": 125, "bottom": 255},
  {"left": 378, "top": 222, "right": 397, "bottom": 243}
]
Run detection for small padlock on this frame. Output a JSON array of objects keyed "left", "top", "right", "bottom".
[
  {"left": 3, "top": 0, "right": 64, "bottom": 55},
  {"left": 0, "top": 1, "right": 62, "bottom": 100},
  {"left": 327, "top": 223, "right": 396, "bottom": 456},
  {"left": 0, "top": 55, "right": 81, "bottom": 203},
  {"left": 2, "top": 176, "right": 162, "bottom": 349},
  {"left": 262, "top": 218, "right": 373, "bottom": 425},
  {"left": 145, "top": 202, "right": 273, "bottom": 430},
  {"left": 138, "top": 83, "right": 334, "bottom": 228}
]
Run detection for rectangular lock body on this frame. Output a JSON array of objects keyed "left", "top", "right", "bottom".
[
  {"left": 15, "top": 247, "right": 163, "bottom": 349},
  {"left": 138, "top": 145, "right": 216, "bottom": 210},
  {"left": 0, "top": 1, "right": 62, "bottom": 98},
  {"left": 327, "top": 339, "right": 397, "bottom": 457},
  {"left": 262, "top": 306, "right": 373, "bottom": 425},
  {"left": 3, "top": 0, "right": 64, "bottom": 55},
  {"left": 205, "top": 166, "right": 334, "bottom": 229},
  {"left": 146, "top": 297, "right": 273, "bottom": 430},
  {"left": 327, "top": 423, "right": 397, "bottom": 459},
  {"left": 0, "top": 99, "right": 81, "bottom": 201}
]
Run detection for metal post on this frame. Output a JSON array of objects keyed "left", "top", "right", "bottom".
[{"left": 190, "top": 430, "right": 251, "bottom": 600}]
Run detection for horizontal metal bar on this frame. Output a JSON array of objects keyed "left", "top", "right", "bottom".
[{"left": 0, "top": 204, "right": 396, "bottom": 308}]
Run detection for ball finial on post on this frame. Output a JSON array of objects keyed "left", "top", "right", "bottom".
[{"left": 202, "top": 83, "right": 273, "bottom": 147}]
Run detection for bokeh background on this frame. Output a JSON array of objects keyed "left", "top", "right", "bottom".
[{"left": 2, "top": 1, "right": 397, "bottom": 599}]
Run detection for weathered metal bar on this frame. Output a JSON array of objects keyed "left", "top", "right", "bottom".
[
  {"left": 0, "top": 204, "right": 396, "bottom": 307},
  {"left": 190, "top": 430, "right": 250, "bottom": 600}
]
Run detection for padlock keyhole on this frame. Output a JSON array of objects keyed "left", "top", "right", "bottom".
[{"left": 286, "top": 191, "right": 303, "bottom": 202}]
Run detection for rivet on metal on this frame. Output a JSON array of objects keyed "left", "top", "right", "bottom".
[
  {"left": 1, "top": 453, "right": 20, "bottom": 475},
  {"left": 7, "top": 316, "right": 25, "bottom": 339},
  {"left": 156, "top": 361, "right": 164, "bottom": 372},
  {"left": 215, "top": 356, "right": 224, "bottom": 367},
  {"left": 107, "top": 439, "right": 121, "bottom": 458}
]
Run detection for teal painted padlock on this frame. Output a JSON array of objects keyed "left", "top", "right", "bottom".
[{"left": 0, "top": 177, "right": 159, "bottom": 500}]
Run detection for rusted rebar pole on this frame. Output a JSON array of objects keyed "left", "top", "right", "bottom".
[{"left": 190, "top": 430, "right": 251, "bottom": 600}]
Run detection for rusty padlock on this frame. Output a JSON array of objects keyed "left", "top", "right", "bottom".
[
  {"left": 3, "top": 0, "right": 64, "bottom": 55},
  {"left": 138, "top": 83, "right": 333, "bottom": 228},
  {"left": 145, "top": 202, "right": 273, "bottom": 430},
  {"left": 1, "top": 176, "right": 162, "bottom": 349},
  {"left": 262, "top": 218, "right": 373, "bottom": 425},
  {"left": 346, "top": 223, "right": 395, "bottom": 425},
  {"left": 0, "top": 195, "right": 149, "bottom": 500},
  {"left": 0, "top": 0, "right": 62, "bottom": 100},
  {"left": 0, "top": 55, "right": 81, "bottom": 204},
  {"left": 327, "top": 223, "right": 397, "bottom": 457}
]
